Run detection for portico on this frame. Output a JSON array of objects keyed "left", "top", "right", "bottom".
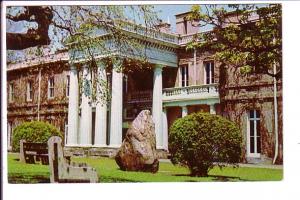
[{"left": 66, "top": 59, "right": 171, "bottom": 150}]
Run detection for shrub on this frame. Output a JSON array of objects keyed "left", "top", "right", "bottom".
[
  {"left": 12, "top": 121, "right": 63, "bottom": 152},
  {"left": 169, "top": 112, "right": 242, "bottom": 177}
]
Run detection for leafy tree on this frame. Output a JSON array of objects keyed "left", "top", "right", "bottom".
[
  {"left": 169, "top": 112, "right": 242, "bottom": 177},
  {"left": 187, "top": 4, "right": 282, "bottom": 79},
  {"left": 12, "top": 121, "right": 63, "bottom": 152},
  {"left": 6, "top": 5, "right": 159, "bottom": 103},
  {"left": 6, "top": 5, "right": 158, "bottom": 51}
]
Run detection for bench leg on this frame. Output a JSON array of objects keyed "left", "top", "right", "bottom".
[{"left": 25, "top": 155, "right": 35, "bottom": 164}]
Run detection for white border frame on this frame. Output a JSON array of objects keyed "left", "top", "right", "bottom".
[{"left": 2, "top": 1, "right": 300, "bottom": 200}]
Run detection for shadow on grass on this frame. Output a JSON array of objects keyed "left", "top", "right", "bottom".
[
  {"left": 8, "top": 174, "right": 50, "bottom": 184},
  {"left": 100, "top": 176, "right": 140, "bottom": 183},
  {"left": 174, "top": 173, "right": 244, "bottom": 182}
]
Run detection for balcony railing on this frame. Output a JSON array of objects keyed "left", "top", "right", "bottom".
[
  {"left": 117, "top": 20, "right": 179, "bottom": 44},
  {"left": 162, "top": 84, "right": 219, "bottom": 102},
  {"left": 178, "top": 34, "right": 195, "bottom": 45},
  {"left": 125, "top": 90, "right": 153, "bottom": 104}
]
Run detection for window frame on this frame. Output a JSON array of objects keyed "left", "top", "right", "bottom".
[
  {"left": 7, "top": 121, "right": 13, "bottom": 150},
  {"left": 247, "top": 110, "right": 261, "bottom": 158},
  {"left": 9, "top": 83, "right": 14, "bottom": 102},
  {"left": 48, "top": 77, "right": 55, "bottom": 99},
  {"left": 64, "top": 121, "right": 68, "bottom": 145},
  {"left": 180, "top": 64, "right": 189, "bottom": 87},
  {"left": 26, "top": 81, "right": 33, "bottom": 101},
  {"left": 66, "top": 75, "right": 70, "bottom": 97},
  {"left": 204, "top": 61, "right": 214, "bottom": 85}
]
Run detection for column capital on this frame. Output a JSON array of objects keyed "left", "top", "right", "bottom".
[
  {"left": 70, "top": 64, "right": 77, "bottom": 71},
  {"left": 154, "top": 64, "right": 164, "bottom": 70},
  {"left": 207, "top": 102, "right": 216, "bottom": 106},
  {"left": 163, "top": 107, "right": 167, "bottom": 112},
  {"left": 95, "top": 60, "right": 106, "bottom": 70},
  {"left": 112, "top": 57, "right": 124, "bottom": 68}
]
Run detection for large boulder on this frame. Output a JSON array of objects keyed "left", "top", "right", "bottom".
[{"left": 115, "top": 110, "right": 159, "bottom": 173}]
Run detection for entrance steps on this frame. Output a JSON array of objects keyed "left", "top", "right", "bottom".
[{"left": 64, "top": 146, "right": 170, "bottom": 159}]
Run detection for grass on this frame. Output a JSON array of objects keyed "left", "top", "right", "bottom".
[{"left": 7, "top": 153, "right": 283, "bottom": 183}]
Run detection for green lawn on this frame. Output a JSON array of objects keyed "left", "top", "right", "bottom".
[{"left": 7, "top": 153, "right": 283, "bottom": 183}]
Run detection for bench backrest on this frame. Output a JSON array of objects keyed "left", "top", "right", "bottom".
[
  {"left": 20, "top": 140, "right": 48, "bottom": 163},
  {"left": 23, "top": 142, "right": 48, "bottom": 153}
]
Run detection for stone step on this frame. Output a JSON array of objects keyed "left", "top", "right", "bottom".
[{"left": 64, "top": 147, "right": 170, "bottom": 159}]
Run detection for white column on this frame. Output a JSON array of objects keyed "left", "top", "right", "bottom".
[
  {"left": 109, "top": 59, "right": 123, "bottom": 147},
  {"left": 209, "top": 104, "right": 216, "bottom": 114},
  {"left": 80, "top": 66, "right": 92, "bottom": 145},
  {"left": 162, "top": 107, "right": 168, "bottom": 150},
  {"left": 181, "top": 105, "right": 188, "bottom": 117},
  {"left": 67, "top": 65, "right": 79, "bottom": 145},
  {"left": 152, "top": 65, "right": 163, "bottom": 149},
  {"left": 94, "top": 62, "right": 107, "bottom": 147}
]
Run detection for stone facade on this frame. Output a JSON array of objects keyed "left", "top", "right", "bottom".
[
  {"left": 7, "top": 59, "right": 70, "bottom": 149},
  {"left": 6, "top": 11, "right": 282, "bottom": 164}
]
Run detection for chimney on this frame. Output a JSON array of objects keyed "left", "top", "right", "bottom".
[
  {"left": 175, "top": 11, "right": 199, "bottom": 35},
  {"left": 155, "top": 19, "right": 171, "bottom": 33}
]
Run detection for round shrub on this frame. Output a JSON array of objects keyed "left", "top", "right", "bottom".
[
  {"left": 12, "top": 121, "right": 63, "bottom": 152},
  {"left": 169, "top": 112, "right": 242, "bottom": 177}
]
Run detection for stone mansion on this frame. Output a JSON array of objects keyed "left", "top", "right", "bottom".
[{"left": 6, "top": 11, "right": 283, "bottom": 164}]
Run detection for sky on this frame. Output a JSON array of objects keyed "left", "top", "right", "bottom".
[
  {"left": 6, "top": 4, "right": 268, "bottom": 61},
  {"left": 6, "top": 5, "right": 194, "bottom": 61},
  {"left": 154, "top": 5, "right": 193, "bottom": 32}
]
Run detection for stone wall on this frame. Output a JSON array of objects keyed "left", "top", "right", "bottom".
[
  {"left": 177, "top": 47, "right": 283, "bottom": 164},
  {"left": 177, "top": 49, "right": 220, "bottom": 86},
  {"left": 7, "top": 61, "right": 70, "bottom": 143},
  {"left": 220, "top": 65, "right": 283, "bottom": 163}
]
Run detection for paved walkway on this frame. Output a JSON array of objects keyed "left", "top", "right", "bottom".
[{"left": 159, "top": 159, "right": 283, "bottom": 169}]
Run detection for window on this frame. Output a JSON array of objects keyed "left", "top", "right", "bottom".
[
  {"left": 180, "top": 65, "right": 189, "bottom": 87},
  {"left": 247, "top": 110, "right": 261, "bottom": 157},
  {"left": 183, "top": 18, "right": 188, "bottom": 34},
  {"left": 7, "top": 122, "right": 13, "bottom": 150},
  {"left": 48, "top": 77, "right": 55, "bottom": 98},
  {"left": 66, "top": 75, "right": 70, "bottom": 97},
  {"left": 9, "top": 83, "right": 14, "bottom": 102},
  {"left": 27, "top": 81, "right": 33, "bottom": 101},
  {"left": 204, "top": 61, "right": 214, "bottom": 84},
  {"left": 64, "top": 121, "right": 68, "bottom": 145}
]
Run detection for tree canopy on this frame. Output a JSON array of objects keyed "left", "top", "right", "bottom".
[
  {"left": 6, "top": 5, "right": 159, "bottom": 104},
  {"left": 6, "top": 5, "right": 159, "bottom": 59},
  {"left": 187, "top": 4, "right": 282, "bottom": 79}
]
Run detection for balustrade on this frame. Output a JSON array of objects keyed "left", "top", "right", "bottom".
[
  {"left": 117, "top": 20, "right": 178, "bottom": 44},
  {"left": 162, "top": 84, "right": 219, "bottom": 100},
  {"left": 125, "top": 90, "right": 153, "bottom": 103}
]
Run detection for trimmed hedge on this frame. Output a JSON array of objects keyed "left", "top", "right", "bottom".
[
  {"left": 169, "top": 112, "right": 242, "bottom": 177},
  {"left": 12, "top": 121, "right": 63, "bottom": 152}
]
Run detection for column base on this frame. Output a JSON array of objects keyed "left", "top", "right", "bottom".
[{"left": 107, "top": 144, "right": 122, "bottom": 148}]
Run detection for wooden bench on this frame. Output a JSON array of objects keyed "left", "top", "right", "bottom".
[
  {"left": 20, "top": 140, "right": 49, "bottom": 165},
  {"left": 47, "top": 136, "right": 98, "bottom": 183}
]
